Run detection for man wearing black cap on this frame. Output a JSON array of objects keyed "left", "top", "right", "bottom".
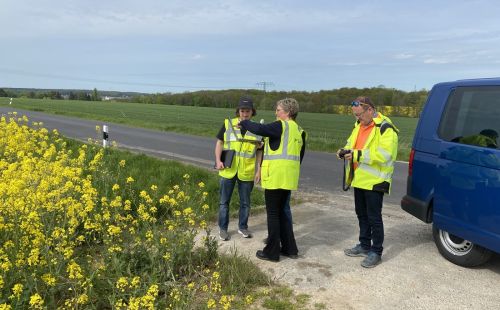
[
  {"left": 459, "top": 129, "right": 498, "bottom": 148},
  {"left": 215, "top": 96, "right": 263, "bottom": 241}
]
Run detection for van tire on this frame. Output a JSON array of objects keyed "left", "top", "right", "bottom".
[{"left": 432, "top": 225, "right": 492, "bottom": 267}]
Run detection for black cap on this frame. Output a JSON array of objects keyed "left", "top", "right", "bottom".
[
  {"left": 238, "top": 97, "right": 254, "bottom": 110},
  {"left": 480, "top": 129, "right": 499, "bottom": 139},
  {"left": 235, "top": 96, "right": 256, "bottom": 116}
]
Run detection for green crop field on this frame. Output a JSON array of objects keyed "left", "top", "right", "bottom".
[{"left": 0, "top": 97, "right": 417, "bottom": 160}]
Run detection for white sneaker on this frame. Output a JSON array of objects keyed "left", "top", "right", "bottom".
[
  {"left": 238, "top": 229, "right": 253, "bottom": 238},
  {"left": 219, "top": 230, "right": 230, "bottom": 241}
]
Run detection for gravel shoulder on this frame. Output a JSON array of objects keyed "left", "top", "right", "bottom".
[{"left": 216, "top": 191, "right": 500, "bottom": 310}]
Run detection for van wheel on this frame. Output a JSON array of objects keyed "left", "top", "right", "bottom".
[{"left": 432, "top": 225, "right": 492, "bottom": 267}]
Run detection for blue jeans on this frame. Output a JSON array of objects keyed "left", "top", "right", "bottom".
[
  {"left": 354, "top": 188, "right": 384, "bottom": 255},
  {"left": 218, "top": 176, "right": 254, "bottom": 231},
  {"left": 284, "top": 191, "right": 292, "bottom": 223}
]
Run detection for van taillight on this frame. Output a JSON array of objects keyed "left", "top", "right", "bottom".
[{"left": 408, "top": 148, "right": 415, "bottom": 176}]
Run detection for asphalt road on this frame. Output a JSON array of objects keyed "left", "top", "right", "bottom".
[{"left": 0, "top": 107, "right": 408, "bottom": 205}]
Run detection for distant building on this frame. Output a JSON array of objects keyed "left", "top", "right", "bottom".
[{"left": 102, "top": 95, "right": 131, "bottom": 101}]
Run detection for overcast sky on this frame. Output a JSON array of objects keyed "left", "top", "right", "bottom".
[{"left": 1, "top": 0, "right": 500, "bottom": 93}]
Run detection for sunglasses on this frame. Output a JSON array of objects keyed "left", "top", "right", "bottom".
[
  {"left": 351, "top": 101, "right": 374, "bottom": 108},
  {"left": 351, "top": 101, "right": 366, "bottom": 107}
]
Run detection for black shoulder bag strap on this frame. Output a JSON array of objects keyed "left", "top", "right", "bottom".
[{"left": 342, "top": 158, "right": 354, "bottom": 191}]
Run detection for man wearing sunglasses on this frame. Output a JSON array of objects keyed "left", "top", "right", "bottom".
[{"left": 337, "top": 96, "right": 399, "bottom": 268}]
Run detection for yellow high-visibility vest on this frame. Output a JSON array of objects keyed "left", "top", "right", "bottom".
[
  {"left": 459, "top": 134, "right": 497, "bottom": 148},
  {"left": 261, "top": 120, "right": 303, "bottom": 190},
  {"left": 344, "top": 113, "right": 398, "bottom": 193},
  {"left": 219, "top": 118, "right": 262, "bottom": 181}
]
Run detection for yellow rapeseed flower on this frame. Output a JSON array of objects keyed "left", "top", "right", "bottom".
[
  {"left": 200, "top": 220, "right": 207, "bottom": 229},
  {"left": 29, "top": 293, "right": 44, "bottom": 309},
  {"left": 115, "top": 299, "right": 126, "bottom": 309},
  {"left": 108, "top": 246, "right": 123, "bottom": 253},
  {"left": 77, "top": 293, "right": 89, "bottom": 305},
  {"left": 207, "top": 298, "right": 216, "bottom": 309},
  {"left": 11, "top": 283, "right": 23, "bottom": 299},
  {"left": 0, "top": 303, "right": 12, "bottom": 310},
  {"left": 3, "top": 241, "right": 13, "bottom": 249},
  {"left": 107, "top": 225, "right": 122, "bottom": 236},
  {"left": 67, "top": 260, "right": 84, "bottom": 280},
  {"left": 42, "top": 273, "right": 56, "bottom": 286},
  {"left": 145, "top": 230, "right": 154, "bottom": 241},
  {"left": 245, "top": 295, "right": 254, "bottom": 305},
  {"left": 116, "top": 277, "right": 128, "bottom": 292},
  {"left": 128, "top": 297, "right": 141, "bottom": 310},
  {"left": 130, "top": 276, "right": 141, "bottom": 288}
]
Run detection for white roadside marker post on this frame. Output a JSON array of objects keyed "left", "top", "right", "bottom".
[{"left": 103, "top": 125, "right": 109, "bottom": 148}]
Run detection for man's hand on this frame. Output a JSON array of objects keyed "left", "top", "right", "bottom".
[
  {"left": 336, "top": 148, "right": 353, "bottom": 160},
  {"left": 215, "top": 161, "right": 225, "bottom": 170},
  {"left": 343, "top": 152, "right": 353, "bottom": 161}
]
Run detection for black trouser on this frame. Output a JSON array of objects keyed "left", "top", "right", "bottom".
[
  {"left": 354, "top": 188, "right": 384, "bottom": 255},
  {"left": 263, "top": 189, "right": 298, "bottom": 260}
]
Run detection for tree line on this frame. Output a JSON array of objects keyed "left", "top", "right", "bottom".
[
  {"left": 0, "top": 88, "right": 101, "bottom": 101},
  {"left": 131, "top": 87, "right": 429, "bottom": 115},
  {"left": 1, "top": 87, "right": 429, "bottom": 116}
]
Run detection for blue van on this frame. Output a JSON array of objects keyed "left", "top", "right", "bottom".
[{"left": 401, "top": 78, "right": 500, "bottom": 267}]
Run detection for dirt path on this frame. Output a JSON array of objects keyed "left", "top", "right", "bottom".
[{"left": 216, "top": 191, "right": 500, "bottom": 310}]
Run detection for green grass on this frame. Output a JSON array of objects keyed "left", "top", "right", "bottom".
[{"left": 0, "top": 97, "right": 417, "bottom": 160}]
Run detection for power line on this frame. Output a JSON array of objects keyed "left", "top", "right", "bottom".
[
  {"left": 256, "top": 81, "right": 274, "bottom": 92},
  {"left": 0, "top": 67, "right": 254, "bottom": 90}
]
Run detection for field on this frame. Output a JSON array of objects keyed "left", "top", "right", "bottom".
[{"left": 0, "top": 97, "right": 418, "bottom": 160}]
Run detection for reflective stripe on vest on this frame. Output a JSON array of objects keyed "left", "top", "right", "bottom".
[
  {"left": 261, "top": 120, "right": 302, "bottom": 190},
  {"left": 357, "top": 163, "right": 393, "bottom": 180}
]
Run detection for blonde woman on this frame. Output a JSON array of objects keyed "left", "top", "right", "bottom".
[{"left": 239, "top": 98, "right": 306, "bottom": 262}]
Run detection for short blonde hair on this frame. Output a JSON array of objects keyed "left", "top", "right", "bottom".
[{"left": 276, "top": 98, "right": 299, "bottom": 119}]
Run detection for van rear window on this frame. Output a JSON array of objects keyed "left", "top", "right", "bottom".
[{"left": 438, "top": 86, "right": 500, "bottom": 149}]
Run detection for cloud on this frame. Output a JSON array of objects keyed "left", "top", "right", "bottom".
[
  {"left": 394, "top": 53, "right": 415, "bottom": 59},
  {"left": 423, "top": 58, "right": 455, "bottom": 64},
  {"left": 0, "top": 0, "right": 360, "bottom": 38}
]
